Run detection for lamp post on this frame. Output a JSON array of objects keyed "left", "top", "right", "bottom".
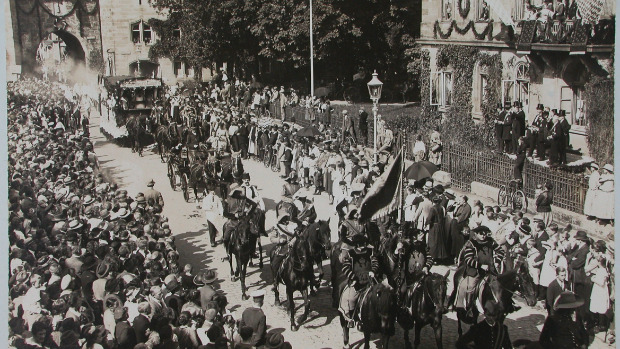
[{"left": 367, "top": 70, "right": 383, "bottom": 163}]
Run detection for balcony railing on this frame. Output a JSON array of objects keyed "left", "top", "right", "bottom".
[{"left": 515, "top": 19, "right": 614, "bottom": 53}]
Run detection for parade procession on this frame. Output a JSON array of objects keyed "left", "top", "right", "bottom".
[{"left": 4, "top": 0, "right": 617, "bottom": 348}]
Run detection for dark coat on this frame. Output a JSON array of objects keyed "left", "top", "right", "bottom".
[
  {"left": 568, "top": 244, "right": 589, "bottom": 285},
  {"left": 455, "top": 319, "right": 512, "bottom": 349},
  {"left": 502, "top": 112, "right": 513, "bottom": 140},
  {"left": 536, "top": 191, "right": 553, "bottom": 213},
  {"left": 539, "top": 313, "right": 588, "bottom": 348},
  {"left": 358, "top": 111, "right": 369, "bottom": 131},
  {"left": 132, "top": 314, "right": 150, "bottom": 344},
  {"left": 114, "top": 321, "right": 137, "bottom": 349},
  {"left": 428, "top": 204, "right": 449, "bottom": 259},
  {"left": 546, "top": 279, "right": 568, "bottom": 312}
]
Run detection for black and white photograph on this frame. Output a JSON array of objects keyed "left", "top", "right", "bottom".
[{"left": 3, "top": 0, "right": 618, "bottom": 348}]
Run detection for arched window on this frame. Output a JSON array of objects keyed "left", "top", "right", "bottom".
[{"left": 502, "top": 62, "right": 530, "bottom": 113}]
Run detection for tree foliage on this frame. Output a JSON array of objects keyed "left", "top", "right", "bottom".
[{"left": 147, "top": 0, "right": 419, "bottom": 84}]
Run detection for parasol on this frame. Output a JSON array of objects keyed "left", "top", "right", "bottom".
[
  {"left": 296, "top": 126, "right": 323, "bottom": 138},
  {"left": 404, "top": 161, "right": 438, "bottom": 181},
  {"left": 313, "top": 87, "right": 330, "bottom": 98}
]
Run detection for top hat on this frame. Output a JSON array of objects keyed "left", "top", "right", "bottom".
[
  {"left": 536, "top": 104, "right": 544, "bottom": 110},
  {"left": 559, "top": 110, "right": 566, "bottom": 116},
  {"left": 242, "top": 173, "right": 251, "bottom": 180},
  {"left": 496, "top": 103, "right": 503, "bottom": 109},
  {"left": 503, "top": 101, "right": 511, "bottom": 108},
  {"left": 513, "top": 101, "right": 522, "bottom": 108}
]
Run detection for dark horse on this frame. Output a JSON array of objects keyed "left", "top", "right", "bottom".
[
  {"left": 299, "top": 220, "right": 332, "bottom": 294},
  {"left": 339, "top": 282, "right": 397, "bottom": 349},
  {"left": 155, "top": 123, "right": 187, "bottom": 162},
  {"left": 269, "top": 229, "right": 314, "bottom": 331},
  {"left": 453, "top": 264, "right": 537, "bottom": 336},
  {"left": 189, "top": 162, "right": 217, "bottom": 201},
  {"left": 398, "top": 272, "right": 450, "bottom": 349},
  {"left": 223, "top": 215, "right": 260, "bottom": 300},
  {"left": 125, "top": 115, "right": 146, "bottom": 156}
]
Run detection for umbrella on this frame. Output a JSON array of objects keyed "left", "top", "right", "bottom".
[
  {"left": 314, "top": 87, "right": 330, "bottom": 98},
  {"left": 404, "top": 161, "right": 438, "bottom": 181},
  {"left": 296, "top": 126, "right": 323, "bottom": 138}
]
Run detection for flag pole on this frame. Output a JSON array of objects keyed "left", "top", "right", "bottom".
[
  {"left": 309, "top": 0, "right": 314, "bottom": 97},
  {"left": 398, "top": 135, "right": 405, "bottom": 224}
]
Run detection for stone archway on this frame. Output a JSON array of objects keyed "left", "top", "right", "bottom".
[{"left": 36, "top": 29, "right": 86, "bottom": 82}]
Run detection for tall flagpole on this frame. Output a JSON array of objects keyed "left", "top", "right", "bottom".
[
  {"left": 309, "top": 0, "right": 314, "bottom": 97},
  {"left": 398, "top": 135, "right": 405, "bottom": 224}
]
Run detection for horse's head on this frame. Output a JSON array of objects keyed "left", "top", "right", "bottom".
[
  {"left": 235, "top": 219, "right": 252, "bottom": 246},
  {"left": 426, "top": 271, "right": 451, "bottom": 316},
  {"left": 290, "top": 237, "right": 312, "bottom": 272},
  {"left": 511, "top": 260, "right": 538, "bottom": 307},
  {"left": 314, "top": 219, "right": 332, "bottom": 252}
]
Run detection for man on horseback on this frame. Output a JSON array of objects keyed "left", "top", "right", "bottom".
[
  {"left": 339, "top": 234, "right": 379, "bottom": 328},
  {"left": 395, "top": 227, "right": 433, "bottom": 304},
  {"left": 453, "top": 225, "right": 505, "bottom": 314},
  {"left": 222, "top": 187, "right": 257, "bottom": 248},
  {"left": 241, "top": 173, "right": 265, "bottom": 212},
  {"left": 281, "top": 171, "right": 301, "bottom": 200}
]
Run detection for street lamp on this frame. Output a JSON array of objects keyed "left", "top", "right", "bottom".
[{"left": 367, "top": 70, "right": 383, "bottom": 163}]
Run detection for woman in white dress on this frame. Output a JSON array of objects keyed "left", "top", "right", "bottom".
[
  {"left": 539, "top": 240, "right": 567, "bottom": 289},
  {"left": 404, "top": 185, "right": 417, "bottom": 223},
  {"left": 583, "top": 163, "right": 600, "bottom": 219},
  {"left": 594, "top": 164, "right": 615, "bottom": 224},
  {"left": 589, "top": 253, "right": 610, "bottom": 331},
  {"left": 468, "top": 200, "right": 485, "bottom": 229}
]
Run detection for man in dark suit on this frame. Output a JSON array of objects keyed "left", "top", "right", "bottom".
[
  {"left": 511, "top": 101, "right": 526, "bottom": 153},
  {"left": 567, "top": 230, "right": 590, "bottom": 326},
  {"left": 456, "top": 300, "right": 512, "bottom": 349},
  {"left": 558, "top": 110, "right": 571, "bottom": 164},
  {"left": 113, "top": 307, "right": 137, "bottom": 349},
  {"left": 241, "top": 290, "right": 267, "bottom": 347},
  {"left": 546, "top": 266, "right": 569, "bottom": 315},
  {"left": 546, "top": 111, "right": 565, "bottom": 166},
  {"left": 493, "top": 103, "right": 506, "bottom": 152},
  {"left": 501, "top": 102, "right": 513, "bottom": 154},
  {"left": 132, "top": 302, "right": 151, "bottom": 344},
  {"left": 454, "top": 194, "right": 472, "bottom": 230},
  {"left": 358, "top": 107, "right": 369, "bottom": 145}
]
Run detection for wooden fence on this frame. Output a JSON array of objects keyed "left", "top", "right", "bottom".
[{"left": 442, "top": 143, "right": 588, "bottom": 214}]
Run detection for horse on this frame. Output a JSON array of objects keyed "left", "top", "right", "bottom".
[
  {"left": 189, "top": 162, "right": 215, "bottom": 201},
  {"left": 269, "top": 229, "right": 315, "bottom": 331},
  {"left": 338, "top": 282, "right": 397, "bottom": 349},
  {"left": 298, "top": 220, "right": 332, "bottom": 294},
  {"left": 125, "top": 115, "right": 146, "bottom": 156},
  {"left": 223, "top": 215, "right": 260, "bottom": 300},
  {"left": 453, "top": 265, "right": 537, "bottom": 336},
  {"left": 398, "top": 272, "right": 450, "bottom": 349}
]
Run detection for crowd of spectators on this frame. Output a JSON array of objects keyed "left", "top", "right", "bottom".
[{"left": 7, "top": 78, "right": 293, "bottom": 349}]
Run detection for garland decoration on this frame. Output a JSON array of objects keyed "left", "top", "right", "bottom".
[
  {"left": 434, "top": 20, "right": 493, "bottom": 40},
  {"left": 458, "top": 0, "right": 470, "bottom": 19},
  {"left": 16, "top": 0, "right": 99, "bottom": 19}
]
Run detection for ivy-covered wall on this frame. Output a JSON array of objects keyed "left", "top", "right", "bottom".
[
  {"left": 393, "top": 44, "right": 502, "bottom": 151},
  {"left": 585, "top": 75, "right": 614, "bottom": 165}
]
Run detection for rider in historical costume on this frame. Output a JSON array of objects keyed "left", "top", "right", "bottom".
[
  {"left": 339, "top": 234, "right": 380, "bottom": 328},
  {"left": 395, "top": 227, "right": 433, "bottom": 304},
  {"left": 454, "top": 226, "right": 505, "bottom": 313},
  {"left": 293, "top": 191, "right": 317, "bottom": 227},
  {"left": 222, "top": 187, "right": 258, "bottom": 248},
  {"left": 241, "top": 173, "right": 265, "bottom": 212}
]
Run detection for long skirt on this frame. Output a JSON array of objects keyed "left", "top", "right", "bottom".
[{"left": 583, "top": 189, "right": 598, "bottom": 217}]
